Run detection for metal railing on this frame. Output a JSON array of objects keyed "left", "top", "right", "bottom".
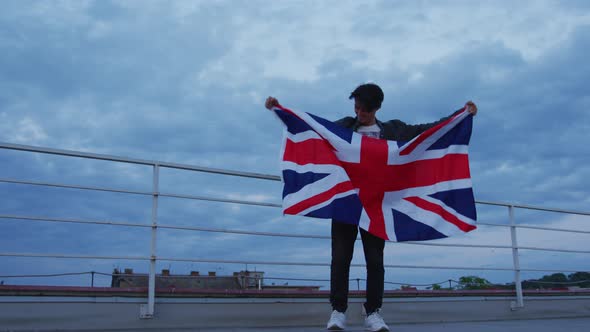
[{"left": 1, "top": 142, "right": 589, "bottom": 317}]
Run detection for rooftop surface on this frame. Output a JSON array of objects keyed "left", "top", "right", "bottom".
[{"left": 132, "top": 317, "right": 590, "bottom": 332}]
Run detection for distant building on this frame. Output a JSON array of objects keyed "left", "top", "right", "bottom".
[
  {"left": 110, "top": 268, "right": 319, "bottom": 291},
  {"left": 111, "top": 268, "right": 264, "bottom": 290},
  {"left": 261, "top": 284, "right": 321, "bottom": 291}
]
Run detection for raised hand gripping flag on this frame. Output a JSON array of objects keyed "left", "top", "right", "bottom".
[{"left": 273, "top": 104, "right": 477, "bottom": 242}]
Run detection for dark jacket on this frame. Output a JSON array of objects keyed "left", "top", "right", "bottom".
[{"left": 335, "top": 110, "right": 461, "bottom": 141}]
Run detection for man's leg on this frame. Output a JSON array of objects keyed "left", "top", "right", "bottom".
[
  {"left": 330, "top": 221, "right": 358, "bottom": 312},
  {"left": 360, "top": 229, "right": 385, "bottom": 314}
]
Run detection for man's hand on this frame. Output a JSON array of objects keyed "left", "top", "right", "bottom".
[
  {"left": 265, "top": 96, "right": 279, "bottom": 110},
  {"left": 465, "top": 101, "right": 478, "bottom": 115}
]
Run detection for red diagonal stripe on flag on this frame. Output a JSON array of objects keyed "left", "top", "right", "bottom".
[
  {"left": 399, "top": 108, "right": 466, "bottom": 156},
  {"left": 284, "top": 181, "right": 355, "bottom": 215},
  {"left": 404, "top": 196, "right": 476, "bottom": 232}
]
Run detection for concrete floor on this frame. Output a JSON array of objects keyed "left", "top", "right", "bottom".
[{"left": 78, "top": 317, "right": 590, "bottom": 332}]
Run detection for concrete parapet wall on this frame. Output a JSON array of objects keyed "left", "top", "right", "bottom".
[{"left": 1, "top": 296, "right": 590, "bottom": 331}]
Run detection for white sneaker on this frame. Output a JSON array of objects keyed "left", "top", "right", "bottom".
[
  {"left": 326, "top": 310, "right": 346, "bottom": 330},
  {"left": 364, "top": 310, "right": 389, "bottom": 332}
]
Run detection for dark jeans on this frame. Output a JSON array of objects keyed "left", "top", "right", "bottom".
[{"left": 330, "top": 221, "right": 385, "bottom": 314}]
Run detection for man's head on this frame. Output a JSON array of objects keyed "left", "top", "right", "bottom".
[{"left": 349, "top": 83, "right": 384, "bottom": 126}]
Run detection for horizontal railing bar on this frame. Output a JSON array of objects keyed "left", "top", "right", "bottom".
[
  {"left": 158, "top": 224, "right": 330, "bottom": 239},
  {"left": 0, "top": 214, "right": 506, "bottom": 248},
  {"left": 397, "top": 241, "right": 511, "bottom": 249},
  {"left": 155, "top": 257, "right": 517, "bottom": 271},
  {"left": 511, "top": 204, "right": 590, "bottom": 216},
  {"left": 476, "top": 222, "right": 510, "bottom": 228},
  {"left": 163, "top": 223, "right": 515, "bottom": 249},
  {"left": 515, "top": 267, "right": 590, "bottom": 273},
  {"left": 159, "top": 192, "right": 282, "bottom": 208},
  {"left": 3, "top": 214, "right": 588, "bottom": 253},
  {"left": 0, "top": 178, "right": 153, "bottom": 196},
  {"left": 0, "top": 214, "right": 151, "bottom": 228},
  {"left": 155, "top": 258, "right": 590, "bottom": 273},
  {"left": 511, "top": 224, "right": 590, "bottom": 234},
  {"left": 0, "top": 142, "right": 157, "bottom": 166},
  {"left": 0, "top": 142, "right": 281, "bottom": 181},
  {"left": 0, "top": 214, "right": 329, "bottom": 238},
  {"left": 518, "top": 246, "right": 590, "bottom": 254},
  {"left": 1, "top": 253, "right": 585, "bottom": 273},
  {"left": 0, "top": 272, "right": 96, "bottom": 278},
  {"left": 0, "top": 178, "right": 282, "bottom": 208},
  {"left": 159, "top": 258, "right": 325, "bottom": 267},
  {"left": 476, "top": 200, "right": 520, "bottom": 208},
  {"left": 4, "top": 177, "right": 588, "bottom": 225},
  {"left": 0, "top": 214, "right": 516, "bottom": 249},
  {"left": 158, "top": 161, "right": 281, "bottom": 181},
  {"left": 477, "top": 221, "right": 590, "bottom": 234},
  {"left": 0, "top": 253, "right": 150, "bottom": 260},
  {"left": 476, "top": 199, "right": 590, "bottom": 216}
]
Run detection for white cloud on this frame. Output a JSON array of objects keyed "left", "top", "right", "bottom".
[
  {"left": 87, "top": 20, "right": 112, "bottom": 40},
  {"left": 225, "top": 193, "right": 277, "bottom": 204},
  {"left": 481, "top": 160, "right": 527, "bottom": 177},
  {"left": 28, "top": 0, "right": 94, "bottom": 28},
  {"left": 196, "top": 1, "right": 590, "bottom": 86},
  {"left": 6, "top": 117, "right": 48, "bottom": 145}
]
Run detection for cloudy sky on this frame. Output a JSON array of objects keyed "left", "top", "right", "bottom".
[{"left": 1, "top": 0, "right": 589, "bottom": 290}]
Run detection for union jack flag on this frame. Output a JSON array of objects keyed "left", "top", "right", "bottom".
[{"left": 273, "top": 104, "right": 477, "bottom": 242}]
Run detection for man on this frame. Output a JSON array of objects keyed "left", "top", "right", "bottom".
[{"left": 265, "top": 83, "right": 477, "bottom": 331}]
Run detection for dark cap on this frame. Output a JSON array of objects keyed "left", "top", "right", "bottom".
[{"left": 349, "top": 83, "right": 384, "bottom": 111}]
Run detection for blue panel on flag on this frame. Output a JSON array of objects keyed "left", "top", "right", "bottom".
[
  {"left": 275, "top": 109, "right": 314, "bottom": 135},
  {"left": 307, "top": 194, "right": 362, "bottom": 225},
  {"left": 427, "top": 116, "right": 472, "bottom": 150},
  {"left": 392, "top": 209, "right": 447, "bottom": 241},
  {"left": 282, "top": 170, "right": 330, "bottom": 198},
  {"left": 428, "top": 188, "right": 477, "bottom": 220},
  {"left": 308, "top": 113, "right": 354, "bottom": 143}
]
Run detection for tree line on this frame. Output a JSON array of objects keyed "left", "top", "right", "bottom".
[{"left": 427, "top": 272, "right": 590, "bottom": 290}]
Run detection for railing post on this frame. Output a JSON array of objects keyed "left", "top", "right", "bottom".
[
  {"left": 141, "top": 164, "right": 159, "bottom": 319},
  {"left": 509, "top": 205, "right": 524, "bottom": 310}
]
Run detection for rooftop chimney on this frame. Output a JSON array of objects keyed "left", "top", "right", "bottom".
[
  {"left": 190, "top": 271, "right": 200, "bottom": 276},
  {"left": 162, "top": 269, "right": 170, "bottom": 276},
  {"left": 124, "top": 268, "right": 133, "bottom": 275},
  {"left": 208, "top": 271, "right": 216, "bottom": 277}
]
